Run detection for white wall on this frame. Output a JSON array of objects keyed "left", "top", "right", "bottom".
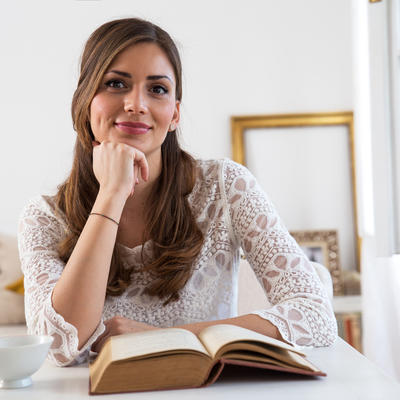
[
  {"left": 0, "top": 0, "right": 353, "bottom": 236},
  {"left": 247, "top": 125, "right": 357, "bottom": 271}
]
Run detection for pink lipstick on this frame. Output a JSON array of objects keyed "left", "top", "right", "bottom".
[{"left": 115, "top": 122, "right": 151, "bottom": 135}]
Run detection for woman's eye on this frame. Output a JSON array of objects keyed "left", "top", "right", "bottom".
[
  {"left": 105, "top": 79, "right": 126, "bottom": 89},
  {"left": 150, "top": 85, "right": 168, "bottom": 95}
]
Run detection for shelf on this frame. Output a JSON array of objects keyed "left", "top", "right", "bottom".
[{"left": 333, "top": 295, "right": 362, "bottom": 314}]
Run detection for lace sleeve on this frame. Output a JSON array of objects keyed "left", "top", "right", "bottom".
[
  {"left": 17, "top": 196, "right": 105, "bottom": 366},
  {"left": 222, "top": 160, "right": 337, "bottom": 347}
]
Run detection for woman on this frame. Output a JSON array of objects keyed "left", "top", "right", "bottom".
[{"left": 18, "top": 18, "right": 337, "bottom": 366}]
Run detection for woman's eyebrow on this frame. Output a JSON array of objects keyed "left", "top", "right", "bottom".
[
  {"left": 147, "top": 75, "right": 173, "bottom": 83},
  {"left": 104, "top": 70, "right": 172, "bottom": 82},
  {"left": 105, "top": 70, "right": 131, "bottom": 78}
]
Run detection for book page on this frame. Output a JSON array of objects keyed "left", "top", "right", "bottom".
[
  {"left": 110, "top": 328, "right": 210, "bottom": 362},
  {"left": 223, "top": 351, "right": 294, "bottom": 368},
  {"left": 223, "top": 348, "right": 319, "bottom": 372},
  {"left": 198, "top": 324, "right": 305, "bottom": 359}
]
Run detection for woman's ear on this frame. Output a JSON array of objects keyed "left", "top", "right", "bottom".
[{"left": 169, "top": 101, "right": 180, "bottom": 132}]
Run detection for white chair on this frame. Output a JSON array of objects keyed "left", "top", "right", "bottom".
[{"left": 0, "top": 233, "right": 25, "bottom": 325}]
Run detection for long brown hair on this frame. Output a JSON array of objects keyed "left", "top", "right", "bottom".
[{"left": 55, "top": 18, "right": 204, "bottom": 304}]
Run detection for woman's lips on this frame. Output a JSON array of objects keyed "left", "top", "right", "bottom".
[{"left": 115, "top": 122, "right": 151, "bottom": 135}]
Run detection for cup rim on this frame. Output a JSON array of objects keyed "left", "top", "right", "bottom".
[{"left": 0, "top": 335, "right": 53, "bottom": 350}]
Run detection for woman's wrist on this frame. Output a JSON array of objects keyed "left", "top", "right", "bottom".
[
  {"left": 92, "top": 188, "right": 127, "bottom": 223},
  {"left": 97, "top": 187, "right": 129, "bottom": 203}
]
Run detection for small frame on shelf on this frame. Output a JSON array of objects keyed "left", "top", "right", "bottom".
[{"left": 290, "top": 229, "right": 343, "bottom": 296}]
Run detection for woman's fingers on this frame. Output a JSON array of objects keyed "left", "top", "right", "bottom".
[
  {"left": 92, "top": 317, "right": 158, "bottom": 353},
  {"left": 131, "top": 164, "right": 139, "bottom": 197},
  {"left": 132, "top": 150, "right": 149, "bottom": 182},
  {"left": 130, "top": 149, "right": 148, "bottom": 196},
  {"left": 92, "top": 335, "right": 109, "bottom": 353},
  {"left": 91, "top": 327, "right": 109, "bottom": 353},
  {"left": 134, "top": 164, "right": 139, "bottom": 184},
  {"left": 92, "top": 140, "right": 149, "bottom": 200},
  {"left": 92, "top": 317, "right": 121, "bottom": 352},
  {"left": 91, "top": 318, "right": 116, "bottom": 352}
]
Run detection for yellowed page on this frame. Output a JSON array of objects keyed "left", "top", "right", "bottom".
[
  {"left": 223, "top": 348, "right": 319, "bottom": 372},
  {"left": 110, "top": 328, "right": 209, "bottom": 362},
  {"left": 284, "top": 350, "right": 319, "bottom": 372},
  {"left": 198, "top": 324, "right": 305, "bottom": 359},
  {"left": 224, "top": 351, "right": 293, "bottom": 368}
]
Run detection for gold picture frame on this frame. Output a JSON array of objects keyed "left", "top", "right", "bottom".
[
  {"left": 231, "top": 111, "right": 360, "bottom": 272},
  {"left": 290, "top": 229, "right": 343, "bottom": 296}
]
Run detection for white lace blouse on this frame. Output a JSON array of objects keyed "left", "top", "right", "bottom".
[{"left": 18, "top": 158, "right": 337, "bottom": 366}]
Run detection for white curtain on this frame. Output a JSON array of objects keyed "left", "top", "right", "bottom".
[
  {"left": 362, "top": 236, "right": 400, "bottom": 381},
  {"left": 352, "top": 0, "right": 400, "bottom": 382}
]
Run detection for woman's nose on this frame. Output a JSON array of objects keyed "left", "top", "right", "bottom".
[{"left": 123, "top": 88, "right": 147, "bottom": 114}]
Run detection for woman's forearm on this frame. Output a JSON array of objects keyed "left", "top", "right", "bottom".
[
  {"left": 51, "top": 189, "right": 126, "bottom": 349},
  {"left": 177, "top": 314, "right": 284, "bottom": 340}
]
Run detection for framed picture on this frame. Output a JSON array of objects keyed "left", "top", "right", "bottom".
[
  {"left": 231, "top": 111, "right": 360, "bottom": 273},
  {"left": 290, "top": 230, "right": 343, "bottom": 296}
]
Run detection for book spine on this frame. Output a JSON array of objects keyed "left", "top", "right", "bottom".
[
  {"left": 335, "top": 312, "right": 362, "bottom": 353},
  {"left": 344, "top": 318, "right": 353, "bottom": 347}
]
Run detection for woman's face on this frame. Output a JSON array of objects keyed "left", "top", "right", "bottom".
[{"left": 90, "top": 42, "right": 180, "bottom": 160}]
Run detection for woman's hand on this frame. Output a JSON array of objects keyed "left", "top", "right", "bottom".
[
  {"left": 92, "top": 140, "right": 149, "bottom": 200},
  {"left": 91, "top": 316, "right": 158, "bottom": 353}
]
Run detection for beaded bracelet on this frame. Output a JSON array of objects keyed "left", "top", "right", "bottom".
[{"left": 89, "top": 212, "right": 119, "bottom": 226}]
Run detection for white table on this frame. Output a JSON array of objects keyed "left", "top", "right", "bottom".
[{"left": 1, "top": 326, "right": 399, "bottom": 399}]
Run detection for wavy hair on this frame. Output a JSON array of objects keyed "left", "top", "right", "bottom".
[{"left": 55, "top": 18, "right": 204, "bottom": 304}]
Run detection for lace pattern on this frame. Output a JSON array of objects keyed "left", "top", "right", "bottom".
[
  {"left": 222, "top": 160, "right": 337, "bottom": 346},
  {"left": 17, "top": 158, "right": 337, "bottom": 366}
]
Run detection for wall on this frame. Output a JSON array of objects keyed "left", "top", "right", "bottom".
[{"left": 0, "top": 0, "right": 353, "bottom": 236}]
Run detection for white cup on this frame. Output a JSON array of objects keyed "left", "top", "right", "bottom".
[{"left": 0, "top": 335, "right": 53, "bottom": 389}]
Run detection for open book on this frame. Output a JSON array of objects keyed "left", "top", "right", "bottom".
[{"left": 89, "top": 324, "right": 325, "bottom": 394}]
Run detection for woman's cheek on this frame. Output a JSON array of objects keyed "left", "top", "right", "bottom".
[
  {"left": 160, "top": 102, "right": 178, "bottom": 127},
  {"left": 90, "top": 95, "right": 112, "bottom": 139}
]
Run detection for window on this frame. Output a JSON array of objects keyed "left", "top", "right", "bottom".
[{"left": 389, "top": 0, "right": 400, "bottom": 253}]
